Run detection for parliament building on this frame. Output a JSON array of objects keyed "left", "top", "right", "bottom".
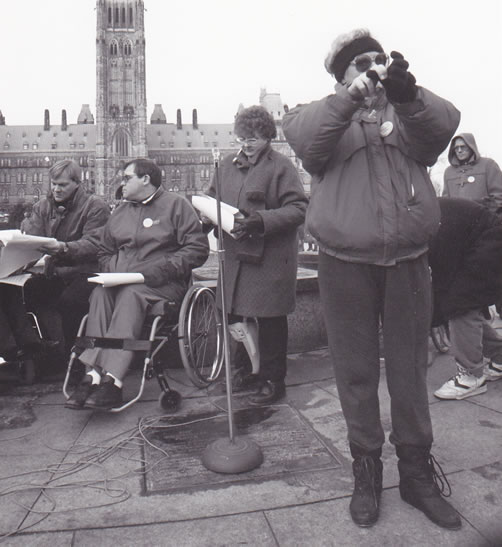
[{"left": 0, "top": 0, "right": 308, "bottom": 214}]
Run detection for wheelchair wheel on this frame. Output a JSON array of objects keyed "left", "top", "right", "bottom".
[
  {"left": 430, "top": 324, "right": 450, "bottom": 354},
  {"left": 178, "top": 285, "right": 223, "bottom": 388}
]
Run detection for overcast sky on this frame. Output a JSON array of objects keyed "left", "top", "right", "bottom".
[{"left": 2, "top": 0, "right": 501, "bottom": 164}]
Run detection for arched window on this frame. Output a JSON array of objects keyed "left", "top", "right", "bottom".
[
  {"left": 124, "top": 41, "right": 132, "bottom": 56},
  {"left": 113, "top": 129, "right": 130, "bottom": 157},
  {"left": 108, "top": 7, "right": 112, "bottom": 25},
  {"left": 110, "top": 40, "right": 118, "bottom": 56}
]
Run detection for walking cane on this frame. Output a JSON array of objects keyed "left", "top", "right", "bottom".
[{"left": 201, "top": 148, "right": 263, "bottom": 473}]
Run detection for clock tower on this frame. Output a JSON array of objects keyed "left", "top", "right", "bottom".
[{"left": 95, "top": 0, "right": 147, "bottom": 198}]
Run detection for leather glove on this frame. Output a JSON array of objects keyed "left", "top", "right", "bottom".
[
  {"left": 368, "top": 51, "right": 417, "bottom": 103},
  {"left": 231, "top": 211, "right": 264, "bottom": 239}
]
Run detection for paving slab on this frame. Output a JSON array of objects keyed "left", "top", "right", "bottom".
[
  {"left": 72, "top": 513, "right": 276, "bottom": 546},
  {"left": 0, "top": 530, "right": 74, "bottom": 546},
  {"left": 265, "top": 489, "right": 489, "bottom": 547}
]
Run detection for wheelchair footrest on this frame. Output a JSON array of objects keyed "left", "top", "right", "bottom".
[{"left": 75, "top": 336, "right": 153, "bottom": 352}]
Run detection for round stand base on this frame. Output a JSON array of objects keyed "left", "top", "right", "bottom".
[{"left": 201, "top": 436, "right": 263, "bottom": 474}]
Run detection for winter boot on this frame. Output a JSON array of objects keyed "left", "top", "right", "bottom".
[
  {"left": 396, "top": 445, "right": 461, "bottom": 530},
  {"left": 349, "top": 443, "right": 383, "bottom": 527}
]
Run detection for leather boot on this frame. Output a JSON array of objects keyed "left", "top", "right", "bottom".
[
  {"left": 396, "top": 445, "right": 461, "bottom": 530},
  {"left": 349, "top": 443, "right": 383, "bottom": 527}
]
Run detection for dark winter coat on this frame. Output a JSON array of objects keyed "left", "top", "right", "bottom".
[
  {"left": 283, "top": 85, "right": 460, "bottom": 266},
  {"left": 28, "top": 185, "right": 110, "bottom": 280},
  {"left": 99, "top": 189, "right": 209, "bottom": 300},
  {"left": 429, "top": 197, "right": 502, "bottom": 326},
  {"left": 208, "top": 145, "right": 308, "bottom": 317},
  {"left": 442, "top": 132, "right": 502, "bottom": 212}
]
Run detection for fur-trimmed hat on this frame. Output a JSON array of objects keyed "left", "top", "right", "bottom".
[{"left": 325, "top": 28, "right": 383, "bottom": 83}]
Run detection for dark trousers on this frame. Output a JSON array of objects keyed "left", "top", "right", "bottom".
[
  {"left": 231, "top": 314, "right": 288, "bottom": 383},
  {"left": 25, "top": 275, "right": 94, "bottom": 356},
  {"left": 318, "top": 252, "right": 433, "bottom": 451},
  {"left": 0, "top": 285, "right": 40, "bottom": 358}
]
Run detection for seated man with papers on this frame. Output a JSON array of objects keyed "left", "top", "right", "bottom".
[
  {"left": 66, "top": 158, "right": 209, "bottom": 411},
  {"left": 23, "top": 159, "right": 110, "bottom": 369}
]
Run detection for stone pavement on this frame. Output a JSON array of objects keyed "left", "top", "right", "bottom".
[{"left": 0, "top": 336, "right": 501, "bottom": 545}]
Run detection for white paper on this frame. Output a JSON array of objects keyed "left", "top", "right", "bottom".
[
  {"left": 88, "top": 272, "right": 145, "bottom": 288},
  {"left": 192, "top": 195, "right": 243, "bottom": 238},
  {"left": 0, "top": 273, "right": 33, "bottom": 287},
  {"left": 0, "top": 230, "right": 57, "bottom": 279}
]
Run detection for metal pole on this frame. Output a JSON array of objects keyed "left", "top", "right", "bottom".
[{"left": 212, "top": 148, "right": 235, "bottom": 443}]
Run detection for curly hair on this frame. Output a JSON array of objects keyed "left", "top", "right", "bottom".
[{"left": 234, "top": 106, "right": 277, "bottom": 140}]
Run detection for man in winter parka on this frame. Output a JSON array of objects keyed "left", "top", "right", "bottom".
[
  {"left": 442, "top": 133, "right": 502, "bottom": 213},
  {"left": 283, "top": 28, "right": 461, "bottom": 530},
  {"left": 65, "top": 159, "right": 209, "bottom": 410},
  {"left": 431, "top": 197, "right": 502, "bottom": 400},
  {"left": 25, "top": 159, "right": 110, "bottom": 365}
]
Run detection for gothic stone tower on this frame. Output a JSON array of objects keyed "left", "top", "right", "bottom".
[{"left": 95, "top": 0, "right": 147, "bottom": 199}]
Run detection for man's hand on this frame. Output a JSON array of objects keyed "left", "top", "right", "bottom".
[
  {"left": 230, "top": 212, "right": 264, "bottom": 240},
  {"left": 371, "top": 51, "right": 417, "bottom": 103},
  {"left": 38, "top": 240, "right": 65, "bottom": 255}
]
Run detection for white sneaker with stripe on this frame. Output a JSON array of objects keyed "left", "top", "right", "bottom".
[{"left": 434, "top": 365, "right": 487, "bottom": 400}]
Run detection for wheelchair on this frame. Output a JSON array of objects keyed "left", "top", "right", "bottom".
[{"left": 62, "top": 282, "right": 224, "bottom": 413}]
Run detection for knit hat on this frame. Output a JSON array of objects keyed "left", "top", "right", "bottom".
[{"left": 325, "top": 29, "right": 383, "bottom": 83}]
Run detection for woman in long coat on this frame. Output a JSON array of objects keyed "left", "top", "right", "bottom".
[{"left": 206, "top": 106, "right": 308, "bottom": 405}]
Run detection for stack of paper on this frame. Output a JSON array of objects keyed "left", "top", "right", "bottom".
[
  {"left": 0, "top": 230, "right": 56, "bottom": 279},
  {"left": 88, "top": 272, "right": 145, "bottom": 288},
  {"left": 192, "top": 195, "right": 243, "bottom": 238}
]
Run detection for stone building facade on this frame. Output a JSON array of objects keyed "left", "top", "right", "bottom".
[{"left": 0, "top": 0, "right": 308, "bottom": 214}]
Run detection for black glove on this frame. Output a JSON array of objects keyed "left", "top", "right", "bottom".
[
  {"left": 230, "top": 211, "right": 264, "bottom": 239},
  {"left": 368, "top": 51, "right": 417, "bottom": 104}
]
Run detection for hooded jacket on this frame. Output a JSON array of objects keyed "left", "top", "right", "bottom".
[
  {"left": 283, "top": 85, "right": 460, "bottom": 265},
  {"left": 429, "top": 197, "right": 502, "bottom": 326},
  {"left": 442, "top": 132, "right": 502, "bottom": 212},
  {"left": 28, "top": 185, "right": 110, "bottom": 279}
]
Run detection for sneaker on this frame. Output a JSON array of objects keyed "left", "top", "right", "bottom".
[
  {"left": 483, "top": 360, "right": 502, "bottom": 382},
  {"left": 434, "top": 367, "right": 487, "bottom": 400},
  {"left": 84, "top": 376, "right": 123, "bottom": 410},
  {"left": 65, "top": 377, "right": 97, "bottom": 410}
]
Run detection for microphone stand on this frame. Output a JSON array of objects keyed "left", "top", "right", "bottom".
[{"left": 201, "top": 148, "right": 263, "bottom": 473}]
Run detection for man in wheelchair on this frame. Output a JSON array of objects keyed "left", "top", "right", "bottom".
[{"left": 66, "top": 159, "right": 209, "bottom": 410}]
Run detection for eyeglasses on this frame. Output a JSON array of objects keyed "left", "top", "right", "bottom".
[
  {"left": 454, "top": 145, "right": 469, "bottom": 152},
  {"left": 350, "top": 52, "right": 388, "bottom": 73},
  {"left": 122, "top": 173, "right": 137, "bottom": 182},
  {"left": 236, "top": 137, "right": 259, "bottom": 145}
]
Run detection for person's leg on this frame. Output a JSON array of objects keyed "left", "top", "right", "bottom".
[
  {"left": 481, "top": 319, "right": 502, "bottom": 381},
  {"left": 318, "top": 252, "right": 383, "bottom": 527},
  {"left": 55, "top": 275, "right": 95, "bottom": 355},
  {"left": 383, "top": 255, "right": 433, "bottom": 447},
  {"left": 248, "top": 315, "right": 288, "bottom": 405},
  {"left": 2, "top": 285, "right": 40, "bottom": 353},
  {"left": 434, "top": 309, "right": 487, "bottom": 399},
  {"left": 84, "top": 284, "right": 174, "bottom": 410},
  {"left": 318, "top": 252, "right": 383, "bottom": 450},
  {"left": 66, "top": 285, "right": 116, "bottom": 409},
  {"left": 383, "top": 255, "right": 460, "bottom": 530}
]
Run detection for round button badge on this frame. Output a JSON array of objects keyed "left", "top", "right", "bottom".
[
  {"left": 467, "top": 176, "right": 475, "bottom": 183},
  {"left": 143, "top": 218, "right": 153, "bottom": 228},
  {"left": 379, "top": 121, "right": 394, "bottom": 138}
]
